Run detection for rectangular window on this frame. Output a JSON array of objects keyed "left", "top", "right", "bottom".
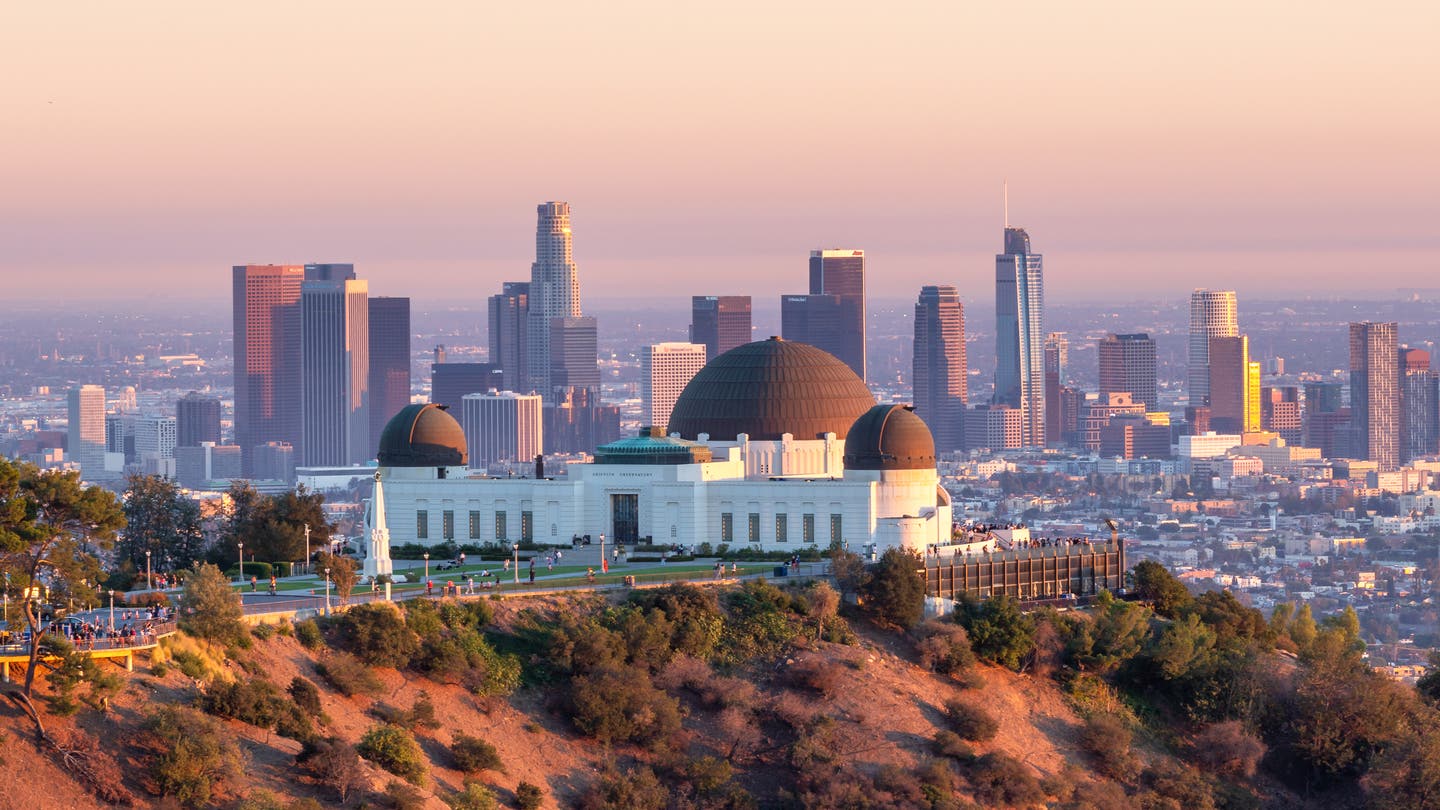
[
  {"left": 830, "top": 514, "right": 843, "bottom": 543},
  {"left": 775, "top": 514, "right": 788, "bottom": 543},
  {"left": 720, "top": 512, "right": 733, "bottom": 543},
  {"left": 442, "top": 510, "right": 454, "bottom": 540},
  {"left": 469, "top": 510, "right": 481, "bottom": 539},
  {"left": 748, "top": 513, "right": 760, "bottom": 542},
  {"left": 521, "top": 510, "right": 533, "bottom": 542},
  {"left": 495, "top": 511, "right": 508, "bottom": 541},
  {"left": 803, "top": 513, "right": 815, "bottom": 544},
  {"left": 416, "top": 510, "right": 428, "bottom": 540}
]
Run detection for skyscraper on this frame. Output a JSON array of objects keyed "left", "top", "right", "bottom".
[
  {"left": 176, "top": 391, "right": 222, "bottom": 448},
  {"left": 690, "top": 296, "right": 752, "bottom": 361},
  {"left": 781, "top": 294, "right": 842, "bottom": 358},
  {"left": 461, "top": 391, "right": 544, "bottom": 471},
  {"left": 1044, "top": 333, "right": 1069, "bottom": 446},
  {"left": 233, "top": 264, "right": 305, "bottom": 476},
  {"left": 1349, "top": 321, "right": 1399, "bottom": 470},
  {"left": 368, "top": 296, "right": 412, "bottom": 454},
  {"left": 1097, "top": 333, "right": 1158, "bottom": 411},
  {"left": 1400, "top": 348, "right": 1438, "bottom": 463},
  {"left": 67, "top": 384, "right": 106, "bottom": 478},
  {"left": 806, "top": 250, "right": 866, "bottom": 380},
  {"left": 912, "top": 285, "right": 967, "bottom": 453},
  {"left": 488, "top": 281, "right": 530, "bottom": 391},
  {"left": 134, "top": 415, "right": 178, "bottom": 462},
  {"left": 431, "top": 362, "right": 504, "bottom": 413},
  {"left": 643, "top": 343, "right": 707, "bottom": 430},
  {"left": 301, "top": 274, "right": 370, "bottom": 465},
  {"left": 1207, "top": 335, "right": 1250, "bottom": 433},
  {"left": 1261, "top": 386, "right": 1303, "bottom": 445},
  {"left": 994, "top": 227, "right": 1045, "bottom": 447},
  {"left": 525, "top": 202, "right": 595, "bottom": 401},
  {"left": 1188, "top": 289, "right": 1238, "bottom": 406}
]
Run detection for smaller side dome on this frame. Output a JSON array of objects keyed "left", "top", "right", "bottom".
[
  {"left": 377, "top": 403, "right": 469, "bottom": 467},
  {"left": 843, "top": 404, "right": 936, "bottom": 471}
]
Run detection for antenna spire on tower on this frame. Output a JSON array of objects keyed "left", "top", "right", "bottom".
[{"left": 1004, "top": 180, "right": 1009, "bottom": 228}]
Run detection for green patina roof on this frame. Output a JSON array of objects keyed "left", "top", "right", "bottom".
[{"left": 595, "top": 427, "right": 714, "bottom": 465}]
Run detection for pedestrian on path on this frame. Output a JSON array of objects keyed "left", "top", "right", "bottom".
[{"left": 426, "top": 579, "right": 434, "bottom": 596}]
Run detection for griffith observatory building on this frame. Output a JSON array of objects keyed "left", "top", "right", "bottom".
[{"left": 368, "top": 338, "right": 953, "bottom": 556}]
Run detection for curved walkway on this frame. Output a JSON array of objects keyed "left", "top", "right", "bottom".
[{"left": 0, "top": 621, "right": 179, "bottom": 682}]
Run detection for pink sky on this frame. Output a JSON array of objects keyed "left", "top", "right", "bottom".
[{"left": 2, "top": 1, "right": 1436, "bottom": 303}]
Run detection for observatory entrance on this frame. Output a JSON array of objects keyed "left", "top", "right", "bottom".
[{"left": 610, "top": 493, "right": 639, "bottom": 543}]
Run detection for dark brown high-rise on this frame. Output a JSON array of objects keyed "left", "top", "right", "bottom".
[
  {"left": 1097, "top": 333, "right": 1157, "bottom": 411},
  {"left": 781, "top": 249, "right": 865, "bottom": 380},
  {"left": 233, "top": 264, "right": 304, "bottom": 475},
  {"left": 1350, "top": 321, "right": 1399, "bottom": 470},
  {"left": 488, "top": 282, "right": 529, "bottom": 391},
  {"left": 176, "top": 391, "right": 222, "bottom": 448},
  {"left": 912, "top": 285, "right": 966, "bottom": 453},
  {"left": 690, "top": 296, "right": 752, "bottom": 361},
  {"left": 369, "top": 296, "right": 411, "bottom": 454}
]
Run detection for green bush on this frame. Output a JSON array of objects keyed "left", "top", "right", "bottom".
[
  {"left": 358, "top": 724, "right": 428, "bottom": 785},
  {"left": 178, "top": 563, "right": 246, "bottom": 645},
  {"left": 451, "top": 733, "right": 504, "bottom": 773},
  {"left": 515, "top": 782, "right": 545, "bottom": 810},
  {"left": 200, "top": 677, "right": 315, "bottom": 742},
  {"left": 861, "top": 548, "right": 926, "bottom": 628},
  {"left": 916, "top": 620, "right": 976, "bottom": 677},
  {"left": 567, "top": 664, "right": 682, "bottom": 746},
  {"left": 294, "top": 618, "right": 325, "bottom": 650},
  {"left": 944, "top": 698, "right": 999, "bottom": 742},
  {"left": 123, "top": 590, "right": 171, "bottom": 607},
  {"left": 447, "top": 781, "right": 497, "bottom": 810},
  {"left": 224, "top": 561, "right": 275, "bottom": 580},
  {"left": 955, "top": 593, "right": 1036, "bottom": 671},
  {"left": 577, "top": 766, "right": 670, "bottom": 810},
  {"left": 142, "top": 705, "right": 244, "bottom": 808},
  {"left": 316, "top": 651, "right": 384, "bottom": 697},
  {"left": 289, "top": 676, "right": 323, "bottom": 718},
  {"left": 330, "top": 602, "right": 419, "bottom": 667}
]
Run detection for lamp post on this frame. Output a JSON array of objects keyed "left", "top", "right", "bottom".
[
  {"left": 237, "top": 542, "right": 244, "bottom": 586},
  {"left": 145, "top": 549, "right": 152, "bottom": 592},
  {"left": 2, "top": 571, "right": 8, "bottom": 624},
  {"left": 304, "top": 523, "right": 311, "bottom": 575},
  {"left": 324, "top": 567, "right": 332, "bottom": 616},
  {"left": 108, "top": 589, "right": 115, "bottom": 632},
  {"left": 512, "top": 543, "right": 519, "bottom": 585},
  {"left": 600, "top": 532, "right": 607, "bottom": 574},
  {"left": 423, "top": 552, "right": 430, "bottom": 581}
]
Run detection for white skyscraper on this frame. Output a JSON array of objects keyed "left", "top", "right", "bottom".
[
  {"left": 134, "top": 415, "right": 178, "bottom": 461},
  {"left": 643, "top": 343, "right": 708, "bottom": 430},
  {"left": 67, "top": 384, "right": 106, "bottom": 478},
  {"left": 461, "top": 391, "right": 544, "bottom": 471},
  {"left": 525, "top": 202, "right": 595, "bottom": 400},
  {"left": 1189, "top": 289, "right": 1239, "bottom": 406},
  {"left": 301, "top": 275, "right": 371, "bottom": 465}
]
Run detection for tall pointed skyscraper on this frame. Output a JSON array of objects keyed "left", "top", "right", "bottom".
[
  {"left": 994, "top": 227, "right": 1045, "bottom": 447},
  {"left": 1188, "top": 289, "right": 1238, "bottom": 406},
  {"left": 913, "top": 285, "right": 966, "bottom": 453},
  {"left": 525, "top": 202, "right": 596, "bottom": 401}
]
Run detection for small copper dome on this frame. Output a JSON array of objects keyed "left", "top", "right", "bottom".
[
  {"left": 377, "top": 403, "right": 468, "bottom": 467},
  {"left": 843, "top": 404, "right": 936, "bottom": 471},
  {"left": 666, "top": 337, "right": 876, "bottom": 441}
]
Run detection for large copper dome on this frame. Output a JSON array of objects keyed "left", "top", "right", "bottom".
[
  {"left": 667, "top": 338, "right": 875, "bottom": 441},
  {"left": 377, "top": 403, "right": 468, "bottom": 467},
  {"left": 843, "top": 404, "right": 936, "bottom": 471}
]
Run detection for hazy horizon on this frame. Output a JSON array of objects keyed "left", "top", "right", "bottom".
[{"left": 4, "top": 2, "right": 1436, "bottom": 303}]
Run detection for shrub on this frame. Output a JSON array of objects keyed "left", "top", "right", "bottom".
[
  {"left": 1080, "top": 713, "right": 1139, "bottom": 781},
  {"left": 123, "top": 590, "right": 171, "bottom": 607},
  {"left": 289, "top": 676, "right": 323, "bottom": 719},
  {"left": 944, "top": 698, "right": 999, "bottom": 742},
  {"left": 916, "top": 620, "right": 976, "bottom": 677},
  {"left": 358, "top": 724, "right": 428, "bottom": 785},
  {"left": 447, "top": 781, "right": 497, "bottom": 810},
  {"left": 330, "top": 602, "right": 419, "bottom": 667},
  {"left": 384, "top": 780, "right": 427, "bottom": 810},
  {"left": 224, "top": 561, "right": 274, "bottom": 580},
  {"left": 931, "top": 730, "right": 974, "bottom": 761},
  {"left": 860, "top": 548, "right": 926, "bottom": 628},
  {"left": 967, "top": 752, "right": 1046, "bottom": 808},
  {"left": 178, "top": 563, "right": 246, "bottom": 645},
  {"left": 785, "top": 657, "right": 843, "bottom": 696},
  {"left": 1192, "top": 720, "right": 1265, "bottom": 778},
  {"left": 251, "top": 623, "right": 276, "bottom": 641},
  {"left": 298, "top": 737, "right": 368, "bottom": 803},
  {"left": 515, "top": 781, "right": 545, "bottom": 810},
  {"left": 201, "top": 677, "right": 315, "bottom": 742},
  {"left": 567, "top": 664, "right": 682, "bottom": 746},
  {"left": 316, "top": 651, "right": 384, "bottom": 697},
  {"left": 955, "top": 593, "right": 1036, "bottom": 671},
  {"left": 294, "top": 619, "right": 325, "bottom": 650},
  {"left": 577, "top": 766, "right": 670, "bottom": 810},
  {"left": 142, "top": 705, "right": 244, "bottom": 808},
  {"left": 451, "top": 733, "right": 504, "bottom": 773}
]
